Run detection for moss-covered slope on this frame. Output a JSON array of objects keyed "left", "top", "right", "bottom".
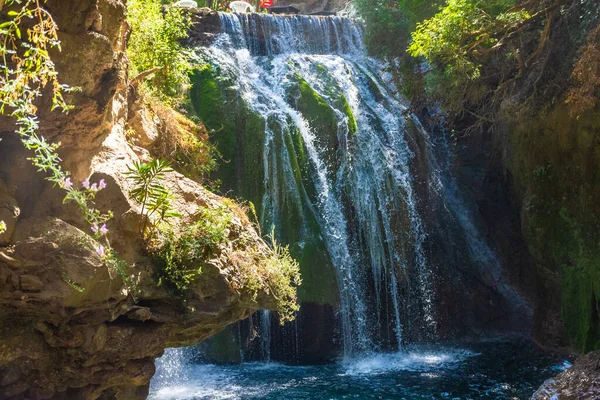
[
  {"left": 508, "top": 105, "right": 600, "bottom": 352},
  {"left": 190, "top": 64, "right": 340, "bottom": 306}
]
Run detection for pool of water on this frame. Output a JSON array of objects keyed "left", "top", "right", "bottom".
[{"left": 149, "top": 340, "right": 570, "bottom": 400}]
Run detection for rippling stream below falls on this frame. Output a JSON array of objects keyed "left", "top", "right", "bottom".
[{"left": 149, "top": 340, "right": 569, "bottom": 400}]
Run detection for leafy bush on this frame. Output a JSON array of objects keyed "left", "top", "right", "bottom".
[
  {"left": 127, "top": 0, "right": 192, "bottom": 101},
  {"left": 153, "top": 206, "right": 232, "bottom": 295},
  {"left": 252, "top": 234, "right": 301, "bottom": 324},
  {"left": 407, "top": 0, "right": 531, "bottom": 111},
  {"left": 125, "top": 159, "right": 181, "bottom": 240},
  {"left": 354, "top": 0, "right": 441, "bottom": 59},
  {"left": 153, "top": 207, "right": 301, "bottom": 323}
]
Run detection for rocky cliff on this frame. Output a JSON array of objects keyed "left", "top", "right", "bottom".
[
  {"left": 445, "top": 2, "right": 600, "bottom": 354},
  {"left": 0, "top": 1, "right": 288, "bottom": 398}
]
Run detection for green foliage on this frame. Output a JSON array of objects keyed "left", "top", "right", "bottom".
[
  {"left": 258, "top": 233, "right": 301, "bottom": 323},
  {"left": 407, "top": 0, "right": 530, "bottom": 111},
  {"left": 127, "top": 0, "right": 192, "bottom": 101},
  {"left": 153, "top": 206, "right": 232, "bottom": 295},
  {"left": 0, "top": 220, "right": 5, "bottom": 234},
  {"left": 152, "top": 207, "right": 301, "bottom": 323},
  {"left": 1, "top": 0, "right": 135, "bottom": 295},
  {"left": 354, "top": 0, "right": 442, "bottom": 58},
  {"left": 124, "top": 159, "right": 181, "bottom": 240},
  {"left": 147, "top": 99, "right": 219, "bottom": 184}
]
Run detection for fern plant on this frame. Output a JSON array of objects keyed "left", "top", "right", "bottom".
[{"left": 125, "top": 159, "right": 181, "bottom": 240}]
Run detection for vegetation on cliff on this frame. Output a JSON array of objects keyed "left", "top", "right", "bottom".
[
  {"left": 127, "top": 0, "right": 192, "bottom": 101},
  {"left": 0, "top": 0, "right": 300, "bottom": 317},
  {"left": 356, "top": 0, "right": 599, "bottom": 353},
  {"left": 0, "top": 0, "right": 137, "bottom": 293}
]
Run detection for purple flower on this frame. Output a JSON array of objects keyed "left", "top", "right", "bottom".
[
  {"left": 61, "top": 177, "right": 73, "bottom": 189},
  {"left": 98, "top": 179, "right": 107, "bottom": 190},
  {"left": 90, "top": 183, "right": 98, "bottom": 192},
  {"left": 100, "top": 224, "right": 108, "bottom": 235},
  {"left": 82, "top": 178, "right": 90, "bottom": 189},
  {"left": 91, "top": 224, "right": 99, "bottom": 234},
  {"left": 96, "top": 244, "right": 105, "bottom": 257}
]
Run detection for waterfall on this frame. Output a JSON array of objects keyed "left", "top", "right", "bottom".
[
  {"left": 259, "top": 310, "right": 272, "bottom": 362},
  {"left": 191, "top": 12, "right": 437, "bottom": 357},
  {"left": 190, "top": 12, "right": 528, "bottom": 361}
]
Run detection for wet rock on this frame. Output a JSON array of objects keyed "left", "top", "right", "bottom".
[
  {"left": 0, "top": 363, "right": 22, "bottom": 386},
  {"left": 532, "top": 351, "right": 600, "bottom": 399}
]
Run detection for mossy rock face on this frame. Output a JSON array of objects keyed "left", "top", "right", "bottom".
[
  {"left": 190, "top": 64, "right": 266, "bottom": 210},
  {"left": 190, "top": 64, "right": 339, "bottom": 306},
  {"left": 294, "top": 75, "right": 340, "bottom": 170},
  {"left": 508, "top": 103, "right": 600, "bottom": 352}
]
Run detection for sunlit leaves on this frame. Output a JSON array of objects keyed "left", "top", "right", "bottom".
[
  {"left": 125, "top": 159, "right": 181, "bottom": 240},
  {"left": 406, "top": 0, "right": 531, "bottom": 112},
  {"left": 127, "top": 0, "right": 192, "bottom": 101}
]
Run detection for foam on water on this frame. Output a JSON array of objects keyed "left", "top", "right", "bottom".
[
  {"left": 149, "top": 341, "right": 570, "bottom": 400},
  {"left": 342, "top": 347, "right": 478, "bottom": 375}
]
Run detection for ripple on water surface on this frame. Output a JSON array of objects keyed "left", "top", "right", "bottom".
[{"left": 149, "top": 341, "right": 570, "bottom": 400}]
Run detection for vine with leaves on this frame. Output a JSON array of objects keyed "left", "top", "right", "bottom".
[{"left": 0, "top": 0, "right": 136, "bottom": 296}]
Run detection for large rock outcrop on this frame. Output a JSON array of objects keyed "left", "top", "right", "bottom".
[{"left": 0, "top": 1, "right": 285, "bottom": 398}]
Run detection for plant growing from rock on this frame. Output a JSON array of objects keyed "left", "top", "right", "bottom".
[
  {"left": 152, "top": 206, "right": 301, "bottom": 322},
  {"left": 232, "top": 230, "right": 301, "bottom": 324},
  {"left": 0, "top": 0, "right": 136, "bottom": 295},
  {"left": 152, "top": 205, "right": 231, "bottom": 295},
  {"left": 125, "top": 158, "right": 181, "bottom": 241}
]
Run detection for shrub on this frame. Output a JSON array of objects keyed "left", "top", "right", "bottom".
[
  {"left": 153, "top": 206, "right": 232, "bottom": 295},
  {"left": 406, "top": 0, "right": 533, "bottom": 112},
  {"left": 127, "top": 0, "right": 192, "bottom": 101},
  {"left": 256, "top": 234, "right": 301, "bottom": 323},
  {"left": 354, "top": 0, "right": 442, "bottom": 59},
  {"left": 152, "top": 207, "right": 301, "bottom": 323}
]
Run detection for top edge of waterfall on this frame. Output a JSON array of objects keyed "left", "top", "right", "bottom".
[
  {"left": 216, "top": 11, "right": 360, "bottom": 21},
  {"left": 216, "top": 11, "right": 366, "bottom": 56}
]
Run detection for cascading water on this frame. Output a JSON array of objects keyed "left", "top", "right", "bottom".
[
  {"left": 148, "top": 12, "right": 570, "bottom": 400},
  {"left": 193, "top": 12, "right": 437, "bottom": 356}
]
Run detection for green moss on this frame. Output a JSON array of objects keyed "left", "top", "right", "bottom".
[
  {"left": 509, "top": 104, "right": 600, "bottom": 352},
  {"left": 338, "top": 93, "right": 357, "bottom": 135},
  {"left": 190, "top": 66, "right": 340, "bottom": 307},
  {"left": 296, "top": 76, "right": 338, "bottom": 134},
  {"left": 190, "top": 64, "right": 265, "bottom": 210},
  {"left": 294, "top": 75, "right": 340, "bottom": 169}
]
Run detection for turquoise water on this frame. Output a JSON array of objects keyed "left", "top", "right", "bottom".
[{"left": 149, "top": 340, "right": 570, "bottom": 400}]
